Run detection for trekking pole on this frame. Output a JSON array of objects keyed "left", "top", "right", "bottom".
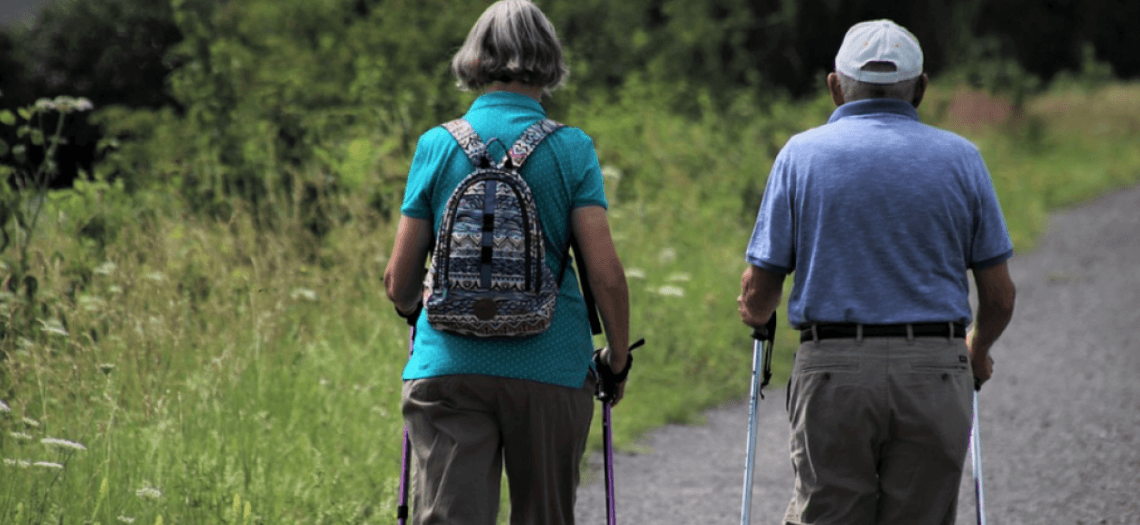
[
  {"left": 602, "top": 396, "right": 617, "bottom": 525},
  {"left": 740, "top": 313, "right": 777, "bottom": 525},
  {"left": 971, "top": 389, "right": 987, "bottom": 525},
  {"left": 396, "top": 307, "right": 419, "bottom": 525},
  {"left": 598, "top": 338, "right": 645, "bottom": 525}
]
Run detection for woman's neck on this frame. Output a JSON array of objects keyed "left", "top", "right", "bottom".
[{"left": 487, "top": 81, "right": 543, "bottom": 102}]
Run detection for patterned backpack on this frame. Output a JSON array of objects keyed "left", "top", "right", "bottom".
[{"left": 422, "top": 118, "right": 567, "bottom": 337}]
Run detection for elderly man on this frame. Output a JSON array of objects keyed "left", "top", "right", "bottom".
[{"left": 739, "top": 20, "right": 1016, "bottom": 525}]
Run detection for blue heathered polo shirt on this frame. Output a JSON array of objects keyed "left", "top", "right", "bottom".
[
  {"left": 746, "top": 98, "right": 1014, "bottom": 328},
  {"left": 400, "top": 92, "right": 608, "bottom": 388}
]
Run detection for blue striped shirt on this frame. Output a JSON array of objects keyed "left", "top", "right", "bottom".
[{"left": 747, "top": 99, "right": 1014, "bottom": 328}]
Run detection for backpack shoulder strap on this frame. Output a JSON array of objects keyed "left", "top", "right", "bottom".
[
  {"left": 501, "top": 119, "right": 565, "bottom": 170},
  {"left": 441, "top": 119, "right": 489, "bottom": 168}
]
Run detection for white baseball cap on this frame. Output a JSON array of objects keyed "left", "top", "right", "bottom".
[{"left": 835, "top": 20, "right": 923, "bottom": 84}]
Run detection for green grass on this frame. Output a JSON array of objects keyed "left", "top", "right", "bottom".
[{"left": 2, "top": 81, "right": 1139, "bottom": 523}]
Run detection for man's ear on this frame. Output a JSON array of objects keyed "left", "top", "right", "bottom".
[
  {"left": 827, "top": 72, "right": 845, "bottom": 107},
  {"left": 912, "top": 74, "right": 929, "bottom": 109}
]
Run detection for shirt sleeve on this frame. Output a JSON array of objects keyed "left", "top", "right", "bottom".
[
  {"left": 745, "top": 150, "right": 795, "bottom": 274},
  {"left": 400, "top": 128, "right": 448, "bottom": 221},
  {"left": 968, "top": 150, "right": 1015, "bottom": 268},
  {"left": 567, "top": 130, "right": 608, "bottom": 210}
]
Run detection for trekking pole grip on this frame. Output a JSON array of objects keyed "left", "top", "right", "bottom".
[
  {"left": 594, "top": 338, "right": 646, "bottom": 403},
  {"left": 748, "top": 312, "right": 777, "bottom": 393},
  {"left": 750, "top": 312, "right": 778, "bottom": 341}
]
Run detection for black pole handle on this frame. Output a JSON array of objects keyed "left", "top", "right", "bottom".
[{"left": 750, "top": 313, "right": 777, "bottom": 394}]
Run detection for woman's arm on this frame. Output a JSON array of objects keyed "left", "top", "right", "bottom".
[
  {"left": 384, "top": 215, "right": 434, "bottom": 315},
  {"left": 571, "top": 206, "right": 630, "bottom": 372}
]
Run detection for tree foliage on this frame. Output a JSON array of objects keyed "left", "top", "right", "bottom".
[{"left": 0, "top": 0, "right": 1136, "bottom": 216}]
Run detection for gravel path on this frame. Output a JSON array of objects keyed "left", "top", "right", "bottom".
[{"left": 575, "top": 183, "right": 1140, "bottom": 524}]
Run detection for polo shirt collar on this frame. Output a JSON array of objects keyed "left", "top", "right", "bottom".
[
  {"left": 828, "top": 98, "right": 919, "bottom": 124},
  {"left": 469, "top": 91, "right": 547, "bottom": 116}
]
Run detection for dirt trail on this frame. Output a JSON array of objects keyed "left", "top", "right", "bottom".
[{"left": 575, "top": 184, "right": 1140, "bottom": 524}]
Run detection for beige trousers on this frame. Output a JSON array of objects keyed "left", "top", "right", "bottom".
[
  {"left": 784, "top": 335, "right": 974, "bottom": 525},
  {"left": 402, "top": 374, "right": 595, "bottom": 525}
]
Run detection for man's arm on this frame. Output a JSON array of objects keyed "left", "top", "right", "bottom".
[
  {"left": 969, "top": 261, "right": 1016, "bottom": 388},
  {"left": 739, "top": 265, "right": 785, "bottom": 329}
]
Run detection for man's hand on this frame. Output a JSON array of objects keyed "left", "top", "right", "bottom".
[
  {"left": 969, "top": 261, "right": 1015, "bottom": 391},
  {"left": 968, "top": 331, "right": 995, "bottom": 390}
]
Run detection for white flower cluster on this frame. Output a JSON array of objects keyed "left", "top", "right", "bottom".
[
  {"left": 39, "top": 319, "right": 69, "bottom": 337},
  {"left": 0, "top": 458, "right": 62, "bottom": 469},
  {"left": 41, "top": 437, "right": 87, "bottom": 451},
  {"left": 290, "top": 288, "right": 318, "bottom": 301},
  {"left": 34, "top": 96, "right": 95, "bottom": 114},
  {"left": 136, "top": 486, "right": 163, "bottom": 499},
  {"left": 4, "top": 458, "right": 31, "bottom": 468},
  {"left": 93, "top": 261, "right": 118, "bottom": 275}
]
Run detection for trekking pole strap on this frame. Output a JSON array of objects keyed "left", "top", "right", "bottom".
[{"left": 570, "top": 234, "right": 603, "bottom": 336}]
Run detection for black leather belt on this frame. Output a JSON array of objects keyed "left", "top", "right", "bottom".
[{"left": 800, "top": 322, "right": 966, "bottom": 343}]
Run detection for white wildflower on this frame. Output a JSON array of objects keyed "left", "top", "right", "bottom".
[
  {"left": 41, "top": 437, "right": 87, "bottom": 451},
  {"left": 4, "top": 458, "right": 31, "bottom": 468},
  {"left": 290, "top": 288, "right": 318, "bottom": 302},
  {"left": 136, "top": 486, "right": 162, "bottom": 499},
  {"left": 0, "top": 399, "right": 9, "bottom": 412},
  {"left": 93, "top": 261, "right": 118, "bottom": 275},
  {"left": 144, "top": 271, "right": 166, "bottom": 282},
  {"left": 624, "top": 268, "right": 646, "bottom": 279},
  {"left": 34, "top": 98, "right": 58, "bottom": 112},
  {"left": 108, "top": 285, "right": 123, "bottom": 295},
  {"left": 9, "top": 432, "right": 33, "bottom": 441},
  {"left": 667, "top": 272, "right": 691, "bottom": 282},
  {"left": 659, "top": 247, "right": 677, "bottom": 264},
  {"left": 80, "top": 295, "right": 107, "bottom": 312},
  {"left": 73, "top": 97, "right": 94, "bottom": 112},
  {"left": 99, "top": 363, "right": 116, "bottom": 375},
  {"left": 657, "top": 285, "right": 686, "bottom": 298},
  {"left": 601, "top": 166, "right": 623, "bottom": 181},
  {"left": 33, "top": 461, "right": 64, "bottom": 470},
  {"left": 22, "top": 417, "right": 40, "bottom": 428},
  {"left": 117, "top": 517, "right": 136, "bottom": 524},
  {"left": 39, "top": 319, "right": 69, "bottom": 337}
]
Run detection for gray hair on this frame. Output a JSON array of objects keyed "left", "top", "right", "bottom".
[
  {"left": 836, "top": 62, "right": 921, "bottom": 102},
  {"left": 451, "top": 0, "right": 568, "bottom": 92}
]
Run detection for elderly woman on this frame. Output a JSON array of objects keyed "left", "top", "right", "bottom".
[{"left": 383, "top": 1, "right": 630, "bottom": 523}]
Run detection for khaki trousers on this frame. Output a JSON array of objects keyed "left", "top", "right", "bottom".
[
  {"left": 402, "top": 374, "right": 595, "bottom": 525},
  {"left": 784, "top": 336, "right": 974, "bottom": 525}
]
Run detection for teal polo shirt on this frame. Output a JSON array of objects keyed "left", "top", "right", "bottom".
[
  {"left": 746, "top": 98, "right": 1014, "bottom": 328},
  {"left": 400, "top": 92, "right": 608, "bottom": 389}
]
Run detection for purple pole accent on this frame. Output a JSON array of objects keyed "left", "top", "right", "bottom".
[
  {"left": 397, "top": 326, "right": 415, "bottom": 524},
  {"left": 603, "top": 400, "right": 616, "bottom": 525}
]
